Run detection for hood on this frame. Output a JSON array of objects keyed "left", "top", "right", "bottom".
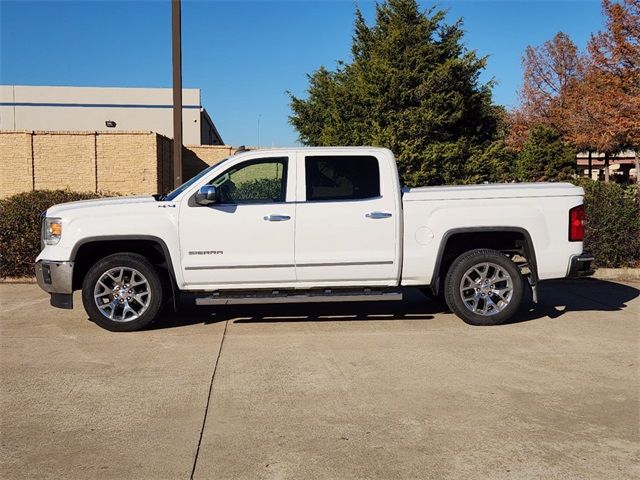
[{"left": 46, "top": 196, "right": 157, "bottom": 217}]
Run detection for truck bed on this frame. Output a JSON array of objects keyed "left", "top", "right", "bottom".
[{"left": 403, "top": 182, "right": 583, "bottom": 201}]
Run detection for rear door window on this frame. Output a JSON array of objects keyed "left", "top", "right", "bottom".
[{"left": 305, "top": 155, "right": 380, "bottom": 201}]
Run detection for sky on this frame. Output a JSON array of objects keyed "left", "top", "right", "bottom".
[{"left": 1, "top": 0, "right": 605, "bottom": 147}]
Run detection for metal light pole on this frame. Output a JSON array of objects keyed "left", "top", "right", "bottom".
[
  {"left": 257, "top": 114, "right": 261, "bottom": 147},
  {"left": 171, "top": 0, "right": 183, "bottom": 188}
]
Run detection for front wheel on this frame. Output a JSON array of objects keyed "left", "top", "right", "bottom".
[
  {"left": 82, "top": 253, "right": 164, "bottom": 332},
  {"left": 443, "top": 249, "right": 524, "bottom": 326}
]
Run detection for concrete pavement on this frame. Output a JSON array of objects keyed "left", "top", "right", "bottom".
[{"left": 1, "top": 279, "right": 639, "bottom": 479}]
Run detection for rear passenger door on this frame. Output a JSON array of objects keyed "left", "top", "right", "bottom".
[{"left": 294, "top": 153, "right": 398, "bottom": 285}]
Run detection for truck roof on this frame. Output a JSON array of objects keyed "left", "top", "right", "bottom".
[{"left": 232, "top": 146, "right": 393, "bottom": 157}]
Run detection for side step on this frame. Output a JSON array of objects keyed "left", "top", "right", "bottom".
[{"left": 195, "top": 288, "right": 403, "bottom": 306}]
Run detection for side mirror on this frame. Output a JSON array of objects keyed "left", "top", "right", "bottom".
[{"left": 195, "top": 185, "right": 218, "bottom": 205}]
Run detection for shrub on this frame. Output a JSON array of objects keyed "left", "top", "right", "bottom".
[
  {"left": 574, "top": 179, "right": 640, "bottom": 268},
  {"left": 233, "top": 178, "right": 283, "bottom": 202},
  {"left": 0, "top": 190, "right": 104, "bottom": 278}
]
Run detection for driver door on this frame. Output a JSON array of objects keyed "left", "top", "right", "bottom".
[{"left": 179, "top": 156, "right": 296, "bottom": 288}]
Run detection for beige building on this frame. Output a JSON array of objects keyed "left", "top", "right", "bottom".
[
  {"left": 576, "top": 150, "right": 638, "bottom": 182},
  {"left": 0, "top": 85, "right": 223, "bottom": 145}
]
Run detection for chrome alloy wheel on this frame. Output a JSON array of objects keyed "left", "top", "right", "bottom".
[
  {"left": 459, "top": 262, "right": 514, "bottom": 316},
  {"left": 93, "top": 267, "right": 151, "bottom": 322}
]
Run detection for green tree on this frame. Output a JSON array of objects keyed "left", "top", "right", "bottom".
[
  {"left": 466, "top": 140, "right": 517, "bottom": 184},
  {"left": 515, "top": 126, "right": 577, "bottom": 181},
  {"left": 289, "top": 0, "right": 501, "bottom": 186}
]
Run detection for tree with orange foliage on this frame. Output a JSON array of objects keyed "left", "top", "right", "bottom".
[
  {"left": 509, "top": 32, "right": 584, "bottom": 150},
  {"left": 521, "top": 32, "right": 582, "bottom": 127},
  {"left": 509, "top": 33, "right": 587, "bottom": 179},
  {"left": 581, "top": 0, "right": 640, "bottom": 183},
  {"left": 512, "top": 0, "right": 639, "bottom": 183},
  {"left": 559, "top": 0, "right": 639, "bottom": 181}
]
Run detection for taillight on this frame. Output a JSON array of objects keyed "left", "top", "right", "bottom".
[{"left": 569, "top": 204, "right": 585, "bottom": 242}]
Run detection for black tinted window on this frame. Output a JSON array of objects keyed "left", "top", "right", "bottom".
[{"left": 305, "top": 155, "right": 380, "bottom": 201}]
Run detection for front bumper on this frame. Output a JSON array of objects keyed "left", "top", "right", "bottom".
[
  {"left": 35, "top": 260, "right": 74, "bottom": 309},
  {"left": 567, "top": 253, "right": 595, "bottom": 277}
]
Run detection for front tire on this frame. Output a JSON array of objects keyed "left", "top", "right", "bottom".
[
  {"left": 444, "top": 249, "right": 524, "bottom": 326},
  {"left": 82, "top": 253, "right": 163, "bottom": 332}
]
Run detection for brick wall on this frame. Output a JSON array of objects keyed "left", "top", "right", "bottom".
[
  {"left": 32, "top": 132, "right": 96, "bottom": 192},
  {"left": 183, "top": 144, "right": 235, "bottom": 180},
  {"left": 0, "top": 131, "right": 237, "bottom": 198},
  {"left": 0, "top": 132, "right": 33, "bottom": 197},
  {"left": 186, "top": 145, "right": 236, "bottom": 166},
  {"left": 96, "top": 132, "right": 159, "bottom": 195},
  {"left": 157, "top": 134, "right": 173, "bottom": 194}
]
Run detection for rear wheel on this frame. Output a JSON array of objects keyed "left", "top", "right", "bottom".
[
  {"left": 444, "top": 249, "right": 524, "bottom": 326},
  {"left": 82, "top": 253, "right": 163, "bottom": 331}
]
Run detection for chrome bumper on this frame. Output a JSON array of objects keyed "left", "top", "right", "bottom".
[{"left": 35, "top": 260, "right": 74, "bottom": 309}]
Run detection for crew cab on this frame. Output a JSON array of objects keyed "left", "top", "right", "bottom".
[{"left": 35, "top": 147, "right": 593, "bottom": 331}]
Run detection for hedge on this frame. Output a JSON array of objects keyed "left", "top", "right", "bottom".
[
  {"left": 0, "top": 190, "right": 103, "bottom": 278},
  {"left": 1, "top": 182, "right": 638, "bottom": 278},
  {"left": 573, "top": 179, "right": 640, "bottom": 268},
  {"left": 233, "top": 178, "right": 283, "bottom": 202}
]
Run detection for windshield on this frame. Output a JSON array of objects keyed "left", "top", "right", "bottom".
[{"left": 161, "top": 157, "right": 230, "bottom": 201}]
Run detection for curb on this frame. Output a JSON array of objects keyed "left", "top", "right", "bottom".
[
  {"left": 592, "top": 268, "right": 640, "bottom": 282},
  {"left": 0, "top": 277, "right": 37, "bottom": 284}
]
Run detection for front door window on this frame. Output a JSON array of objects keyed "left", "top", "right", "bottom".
[{"left": 210, "top": 158, "right": 287, "bottom": 204}]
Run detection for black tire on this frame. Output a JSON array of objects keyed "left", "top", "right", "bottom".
[
  {"left": 82, "top": 253, "right": 164, "bottom": 332},
  {"left": 443, "top": 248, "right": 524, "bottom": 326}
]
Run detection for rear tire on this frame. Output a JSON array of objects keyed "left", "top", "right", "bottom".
[
  {"left": 444, "top": 249, "right": 524, "bottom": 326},
  {"left": 82, "top": 253, "right": 163, "bottom": 332}
]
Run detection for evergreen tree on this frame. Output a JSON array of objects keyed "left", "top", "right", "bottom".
[
  {"left": 289, "top": 0, "right": 502, "bottom": 186},
  {"left": 515, "top": 126, "right": 577, "bottom": 182}
]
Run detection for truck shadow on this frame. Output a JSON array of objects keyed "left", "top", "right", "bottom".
[
  {"left": 510, "top": 278, "right": 639, "bottom": 324},
  {"left": 150, "top": 278, "right": 639, "bottom": 330},
  {"left": 151, "top": 288, "right": 439, "bottom": 329}
]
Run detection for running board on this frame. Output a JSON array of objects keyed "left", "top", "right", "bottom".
[{"left": 195, "top": 289, "right": 403, "bottom": 306}]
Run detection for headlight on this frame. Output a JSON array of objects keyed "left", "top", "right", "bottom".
[{"left": 43, "top": 217, "right": 62, "bottom": 245}]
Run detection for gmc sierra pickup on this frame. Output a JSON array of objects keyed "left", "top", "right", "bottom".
[{"left": 36, "top": 147, "right": 593, "bottom": 331}]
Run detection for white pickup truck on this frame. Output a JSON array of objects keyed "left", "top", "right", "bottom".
[{"left": 36, "top": 147, "right": 593, "bottom": 331}]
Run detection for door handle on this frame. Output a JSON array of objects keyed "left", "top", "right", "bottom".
[
  {"left": 365, "top": 211, "right": 392, "bottom": 219},
  {"left": 263, "top": 214, "right": 291, "bottom": 222}
]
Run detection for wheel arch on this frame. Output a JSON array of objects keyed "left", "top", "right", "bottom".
[
  {"left": 430, "top": 227, "right": 538, "bottom": 295},
  {"left": 71, "top": 235, "right": 179, "bottom": 310}
]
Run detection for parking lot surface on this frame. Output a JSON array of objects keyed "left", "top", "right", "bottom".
[{"left": 1, "top": 279, "right": 639, "bottom": 479}]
